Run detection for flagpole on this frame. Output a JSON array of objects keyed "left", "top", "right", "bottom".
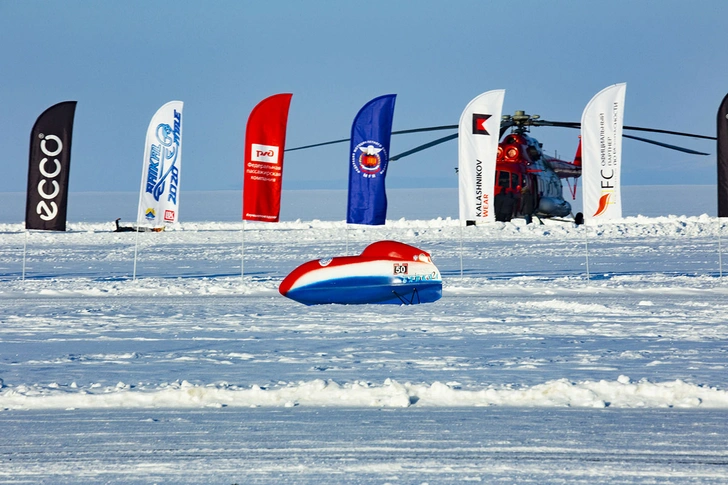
[
  {"left": 133, "top": 161, "right": 145, "bottom": 281},
  {"left": 584, "top": 223, "right": 591, "bottom": 282},
  {"left": 22, "top": 230, "right": 28, "bottom": 281},
  {"left": 241, "top": 220, "right": 245, "bottom": 281},
  {"left": 719, "top": 217, "right": 723, "bottom": 278},
  {"left": 459, "top": 222, "right": 464, "bottom": 278},
  {"left": 132, "top": 226, "right": 140, "bottom": 280}
]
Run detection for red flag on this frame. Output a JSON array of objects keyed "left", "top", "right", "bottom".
[{"left": 243, "top": 93, "right": 293, "bottom": 222}]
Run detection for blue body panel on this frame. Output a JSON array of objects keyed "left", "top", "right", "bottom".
[{"left": 285, "top": 276, "right": 442, "bottom": 305}]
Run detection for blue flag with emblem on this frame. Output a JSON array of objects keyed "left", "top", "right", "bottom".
[{"left": 347, "top": 94, "right": 396, "bottom": 225}]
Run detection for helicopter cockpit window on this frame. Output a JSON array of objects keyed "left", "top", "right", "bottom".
[
  {"left": 498, "top": 171, "right": 510, "bottom": 188},
  {"left": 526, "top": 146, "right": 540, "bottom": 161}
]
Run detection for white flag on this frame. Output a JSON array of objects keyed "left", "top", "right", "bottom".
[
  {"left": 137, "top": 101, "right": 184, "bottom": 226},
  {"left": 581, "top": 84, "right": 626, "bottom": 224},
  {"left": 458, "top": 90, "right": 505, "bottom": 222}
]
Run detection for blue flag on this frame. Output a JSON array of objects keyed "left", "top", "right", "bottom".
[{"left": 347, "top": 94, "right": 396, "bottom": 225}]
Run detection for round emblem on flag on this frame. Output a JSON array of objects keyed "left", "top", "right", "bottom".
[{"left": 352, "top": 140, "right": 386, "bottom": 175}]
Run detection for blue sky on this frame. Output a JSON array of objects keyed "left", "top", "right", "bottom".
[{"left": 1, "top": 0, "right": 726, "bottom": 192}]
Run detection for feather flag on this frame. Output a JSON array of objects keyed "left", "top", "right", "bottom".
[
  {"left": 458, "top": 90, "right": 505, "bottom": 223},
  {"left": 347, "top": 94, "right": 396, "bottom": 225},
  {"left": 137, "top": 101, "right": 184, "bottom": 227},
  {"left": 243, "top": 93, "right": 293, "bottom": 222},
  {"left": 717, "top": 93, "right": 728, "bottom": 217},
  {"left": 26, "top": 101, "right": 77, "bottom": 231},
  {"left": 581, "top": 83, "right": 626, "bottom": 223}
]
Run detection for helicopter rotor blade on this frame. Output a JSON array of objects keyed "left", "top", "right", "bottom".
[
  {"left": 389, "top": 122, "right": 516, "bottom": 158},
  {"left": 285, "top": 125, "right": 458, "bottom": 152},
  {"left": 392, "top": 124, "right": 457, "bottom": 135},
  {"left": 390, "top": 119, "right": 518, "bottom": 161},
  {"left": 623, "top": 134, "right": 710, "bottom": 155},
  {"left": 390, "top": 133, "right": 459, "bottom": 161},
  {"left": 388, "top": 121, "right": 710, "bottom": 160},
  {"left": 284, "top": 137, "right": 350, "bottom": 152},
  {"left": 536, "top": 120, "right": 715, "bottom": 140},
  {"left": 286, "top": 118, "right": 712, "bottom": 156},
  {"left": 531, "top": 120, "right": 580, "bottom": 129},
  {"left": 624, "top": 125, "right": 715, "bottom": 141},
  {"left": 535, "top": 120, "right": 711, "bottom": 154}
]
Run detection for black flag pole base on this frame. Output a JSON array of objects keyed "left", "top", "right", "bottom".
[{"left": 392, "top": 288, "right": 421, "bottom": 305}]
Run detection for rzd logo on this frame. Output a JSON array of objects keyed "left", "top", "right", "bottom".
[
  {"left": 251, "top": 143, "right": 279, "bottom": 164},
  {"left": 164, "top": 210, "right": 175, "bottom": 222},
  {"left": 35, "top": 134, "right": 63, "bottom": 221}
]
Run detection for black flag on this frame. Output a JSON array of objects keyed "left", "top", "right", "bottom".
[
  {"left": 718, "top": 93, "right": 728, "bottom": 218},
  {"left": 26, "top": 101, "right": 77, "bottom": 231}
]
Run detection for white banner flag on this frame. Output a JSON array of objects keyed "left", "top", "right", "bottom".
[
  {"left": 458, "top": 90, "right": 505, "bottom": 222},
  {"left": 581, "top": 84, "right": 626, "bottom": 224},
  {"left": 137, "top": 101, "right": 184, "bottom": 227}
]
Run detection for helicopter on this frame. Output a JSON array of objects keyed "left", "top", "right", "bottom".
[
  {"left": 286, "top": 108, "right": 713, "bottom": 221},
  {"left": 387, "top": 110, "right": 714, "bottom": 222},
  {"left": 477, "top": 110, "right": 582, "bottom": 220}
]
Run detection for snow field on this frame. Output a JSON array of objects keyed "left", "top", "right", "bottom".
[{"left": 2, "top": 215, "right": 728, "bottom": 411}]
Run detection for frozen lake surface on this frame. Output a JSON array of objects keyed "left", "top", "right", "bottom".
[{"left": 1, "top": 187, "right": 728, "bottom": 483}]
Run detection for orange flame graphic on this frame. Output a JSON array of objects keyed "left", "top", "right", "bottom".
[{"left": 593, "top": 193, "right": 611, "bottom": 217}]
